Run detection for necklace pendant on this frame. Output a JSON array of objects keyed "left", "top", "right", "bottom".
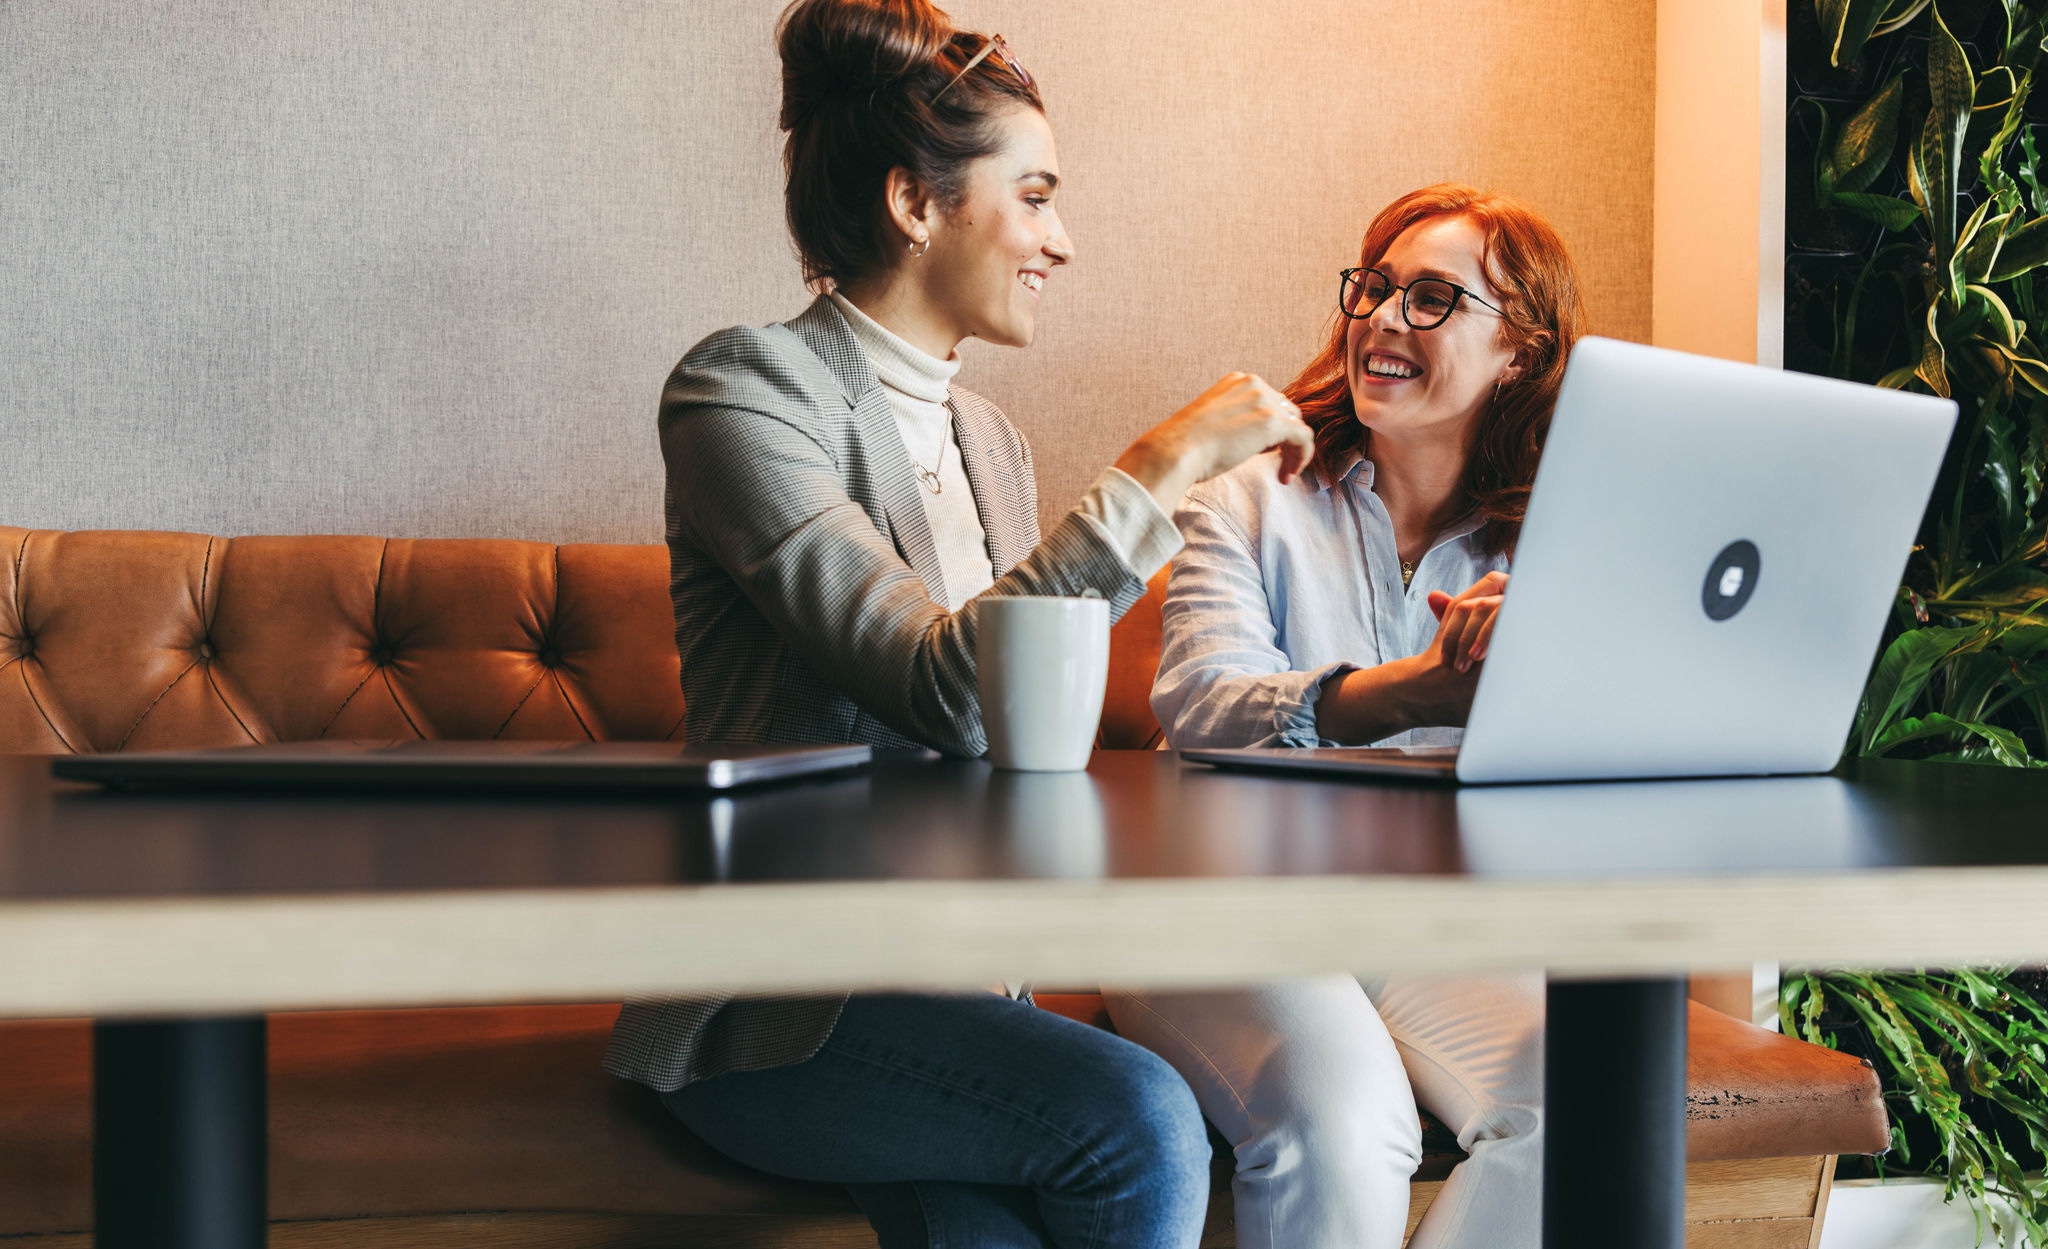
[{"left": 916, "top": 465, "right": 943, "bottom": 495}]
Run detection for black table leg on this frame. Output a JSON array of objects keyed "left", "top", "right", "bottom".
[
  {"left": 94, "top": 1016, "right": 267, "bottom": 1249},
  {"left": 1544, "top": 977, "right": 1687, "bottom": 1249}
]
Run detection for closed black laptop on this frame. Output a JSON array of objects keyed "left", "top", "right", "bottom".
[{"left": 53, "top": 740, "right": 871, "bottom": 794}]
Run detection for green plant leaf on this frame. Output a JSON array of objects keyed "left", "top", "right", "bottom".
[
  {"left": 1874, "top": 711, "right": 2035, "bottom": 765},
  {"left": 1920, "top": 300, "right": 1955, "bottom": 397},
  {"left": 1788, "top": 969, "right": 2048, "bottom": 1239},
  {"left": 1968, "top": 284, "right": 2022, "bottom": 347},
  {"left": 1814, "top": 99, "right": 1841, "bottom": 201},
  {"left": 1837, "top": 192, "right": 1925, "bottom": 231},
  {"left": 1927, "top": 6, "right": 1977, "bottom": 279},
  {"left": 1832, "top": 72, "right": 1909, "bottom": 192},
  {"left": 1988, "top": 215, "right": 2048, "bottom": 282},
  {"left": 1910, "top": 108, "right": 1939, "bottom": 234},
  {"left": 1978, "top": 64, "right": 2021, "bottom": 112},
  {"left": 1856, "top": 624, "right": 1979, "bottom": 751},
  {"left": 1985, "top": 403, "right": 2026, "bottom": 544},
  {"left": 1874, "top": 0, "right": 1934, "bottom": 36},
  {"left": 1956, "top": 200, "right": 2005, "bottom": 295},
  {"left": 1922, "top": 746, "right": 2016, "bottom": 762},
  {"left": 2022, "top": 126, "right": 2048, "bottom": 216},
  {"left": 1964, "top": 212, "right": 2017, "bottom": 281},
  {"left": 1818, "top": 0, "right": 1902, "bottom": 67},
  {"left": 1994, "top": 343, "right": 2048, "bottom": 394},
  {"left": 1995, "top": 617, "right": 2048, "bottom": 655},
  {"left": 1979, "top": 72, "right": 2032, "bottom": 198}
]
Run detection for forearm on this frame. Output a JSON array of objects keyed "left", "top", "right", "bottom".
[
  {"left": 1114, "top": 438, "right": 1203, "bottom": 514},
  {"left": 1313, "top": 659, "right": 1426, "bottom": 746}
]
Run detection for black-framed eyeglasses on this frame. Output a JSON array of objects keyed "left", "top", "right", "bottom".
[
  {"left": 933, "top": 34, "right": 1032, "bottom": 102},
  {"left": 1338, "top": 267, "right": 1505, "bottom": 330}
]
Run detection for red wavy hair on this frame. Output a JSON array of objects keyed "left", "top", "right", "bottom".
[{"left": 1286, "top": 184, "right": 1586, "bottom": 554}]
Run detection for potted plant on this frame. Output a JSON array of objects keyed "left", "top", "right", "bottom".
[{"left": 1786, "top": 0, "right": 2048, "bottom": 1240}]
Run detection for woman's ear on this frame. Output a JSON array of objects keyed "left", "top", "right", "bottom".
[{"left": 882, "top": 166, "right": 936, "bottom": 251}]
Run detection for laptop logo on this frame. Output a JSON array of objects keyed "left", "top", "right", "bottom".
[{"left": 1703, "top": 540, "right": 1760, "bottom": 621}]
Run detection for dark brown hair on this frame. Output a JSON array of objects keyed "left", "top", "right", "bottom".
[
  {"left": 1286, "top": 184, "right": 1587, "bottom": 554},
  {"left": 777, "top": 0, "right": 1042, "bottom": 288}
]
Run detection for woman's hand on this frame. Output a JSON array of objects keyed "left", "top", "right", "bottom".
[
  {"left": 1313, "top": 571, "right": 1509, "bottom": 744},
  {"left": 1427, "top": 570, "right": 1508, "bottom": 674},
  {"left": 1114, "top": 372, "right": 1316, "bottom": 510}
]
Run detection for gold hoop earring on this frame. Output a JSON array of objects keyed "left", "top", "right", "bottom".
[{"left": 908, "top": 237, "right": 930, "bottom": 258}]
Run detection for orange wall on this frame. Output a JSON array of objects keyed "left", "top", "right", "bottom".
[{"left": 1654, "top": 0, "right": 1787, "bottom": 366}]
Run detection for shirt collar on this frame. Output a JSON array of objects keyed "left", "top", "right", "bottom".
[
  {"left": 1336, "top": 452, "right": 1489, "bottom": 546},
  {"left": 1438, "top": 506, "right": 1488, "bottom": 544},
  {"left": 1309, "top": 448, "right": 1370, "bottom": 493}
]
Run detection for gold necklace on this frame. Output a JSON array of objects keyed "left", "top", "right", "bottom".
[
  {"left": 911, "top": 403, "right": 954, "bottom": 495},
  {"left": 1401, "top": 559, "right": 1416, "bottom": 588}
]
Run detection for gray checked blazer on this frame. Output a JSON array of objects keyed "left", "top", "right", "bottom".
[{"left": 605, "top": 295, "right": 1152, "bottom": 1091}]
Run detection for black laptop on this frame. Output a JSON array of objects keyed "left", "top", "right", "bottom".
[{"left": 53, "top": 740, "right": 872, "bottom": 794}]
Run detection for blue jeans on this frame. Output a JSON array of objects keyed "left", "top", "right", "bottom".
[{"left": 664, "top": 993, "right": 1213, "bottom": 1249}]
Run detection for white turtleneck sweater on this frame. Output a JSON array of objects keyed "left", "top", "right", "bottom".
[
  {"left": 829, "top": 293, "right": 1182, "bottom": 1002},
  {"left": 830, "top": 293, "right": 992, "bottom": 610},
  {"left": 830, "top": 292, "right": 1181, "bottom": 611}
]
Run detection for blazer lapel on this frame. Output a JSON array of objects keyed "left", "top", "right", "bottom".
[
  {"left": 950, "top": 390, "right": 1034, "bottom": 576},
  {"left": 786, "top": 297, "right": 949, "bottom": 605}
]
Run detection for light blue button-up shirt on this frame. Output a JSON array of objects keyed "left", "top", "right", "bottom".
[{"left": 1151, "top": 448, "right": 1512, "bottom": 749}]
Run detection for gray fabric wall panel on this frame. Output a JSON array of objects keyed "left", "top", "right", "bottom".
[{"left": 3, "top": 1, "right": 1652, "bottom": 542}]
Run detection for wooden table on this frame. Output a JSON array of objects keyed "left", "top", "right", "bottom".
[{"left": 4, "top": 749, "right": 2046, "bottom": 1249}]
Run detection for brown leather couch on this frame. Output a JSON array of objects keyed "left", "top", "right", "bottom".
[{"left": 0, "top": 527, "right": 1889, "bottom": 1247}]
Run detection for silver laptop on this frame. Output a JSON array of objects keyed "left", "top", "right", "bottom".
[
  {"left": 54, "top": 740, "right": 873, "bottom": 793},
  {"left": 1184, "top": 336, "right": 1957, "bottom": 785}
]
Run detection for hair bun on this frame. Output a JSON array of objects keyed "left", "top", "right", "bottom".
[{"left": 778, "top": 0, "right": 955, "bottom": 130}]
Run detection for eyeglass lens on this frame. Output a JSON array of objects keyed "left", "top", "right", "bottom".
[{"left": 1343, "top": 269, "right": 1461, "bottom": 329}]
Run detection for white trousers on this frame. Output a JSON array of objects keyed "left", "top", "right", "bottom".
[{"left": 1104, "top": 974, "right": 1544, "bottom": 1249}]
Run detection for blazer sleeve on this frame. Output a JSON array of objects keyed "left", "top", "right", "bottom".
[{"left": 662, "top": 337, "right": 1153, "bottom": 758}]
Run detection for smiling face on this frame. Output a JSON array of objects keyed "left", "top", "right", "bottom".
[
  {"left": 921, "top": 105, "right": 1072, "bottom": 349},
  {"left": 1345, "top": 214, "right": 1520, "bottom": 448}
]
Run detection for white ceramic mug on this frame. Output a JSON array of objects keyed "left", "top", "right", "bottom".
[{"left": 976, "top": 595, "right": 1110, "bottom": 772}]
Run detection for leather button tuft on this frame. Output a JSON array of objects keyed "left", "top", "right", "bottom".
[
  {"left": 369, "top": 644, "right": 395, "bottom": 666},
  {"left": 15, "top": 636, "right": 32, "bottom": 660},
  {"left": 537, "top": 647, "right": 562, "bottom": 668},
  {"left": 197, "top": 640, "right": 216, "bottom": 661}
]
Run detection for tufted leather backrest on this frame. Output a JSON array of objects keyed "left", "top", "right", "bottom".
[
  {"left": 0, "top": 529, "right": 688, "bottom": 754},
  {"left": 0, "top": 528, "right": 1170, "bottom": 755}
]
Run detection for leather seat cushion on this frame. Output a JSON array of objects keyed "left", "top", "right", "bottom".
[
  {"left": 0, "top": 995, "right": 1888, "bottom": 1235},
  {"left": 0, "top": 1005, "right": 855, "bottom": 1235},
  {"left": 1683, "top": 998, "right": 1888, "bottom": 1160},
  {"left": 1042, "top": 994, "right": 1888, "bottom": 1163}
]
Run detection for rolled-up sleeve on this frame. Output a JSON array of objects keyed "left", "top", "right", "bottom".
[{"left": 1149, "top": 493, "right": 1356, "bottom": 749}]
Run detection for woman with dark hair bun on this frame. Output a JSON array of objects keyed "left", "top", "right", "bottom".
[{"left": 603, "top": 1, "right": 1314, "bottom": 1245}]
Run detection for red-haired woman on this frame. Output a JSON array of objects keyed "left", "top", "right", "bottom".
[{"left": 1124, "top": 185, "right": 1587, "bottom": 1249}]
